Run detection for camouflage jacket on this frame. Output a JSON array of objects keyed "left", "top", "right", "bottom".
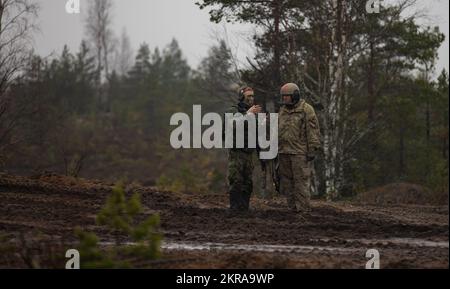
[
  {"left": 223, "top": 103, "right": 256, "bottom": 153},
  {"left": 278, "top": 100, "right": 321, "bottom": 155}
]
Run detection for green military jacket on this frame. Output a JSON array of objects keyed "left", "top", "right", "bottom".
[
  {"left": 278, "top": 100, "right": 321, "bottom": 155},
  {"left": 224, "top": 103, "right": 256, "bottom": 153}
]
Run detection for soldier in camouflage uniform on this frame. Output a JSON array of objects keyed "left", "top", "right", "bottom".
[
  {"left": 226, "top": 87, "right": 262, "bottom": 211},
  {"left": 278, "top": 83, "right": 321, "bottom": 212}
]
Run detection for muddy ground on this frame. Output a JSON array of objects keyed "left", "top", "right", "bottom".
[{"left": 0, "top": 173, "right": 448, "bottom": 269}]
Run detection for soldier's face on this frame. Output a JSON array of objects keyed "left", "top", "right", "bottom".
[
  {"left": 243, "top": 93, "right": 255, "bottom": 106},
  {"left": 282, "top": 95, "right": 293, "bottom": 104}
]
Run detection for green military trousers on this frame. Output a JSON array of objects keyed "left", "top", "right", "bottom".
[
  {"left": 278, "top": 154, "right": 311, "bottom": 212},
  {"left": 227, "top": 150, "right": 254, "bottom": 211}
]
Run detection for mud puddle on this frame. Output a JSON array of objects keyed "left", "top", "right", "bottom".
[
  {"left": 161, "top": 241, "right": 357, "bottom": 254},
  {"left": 311, "top": 238, "right": 449, "bottom": 248},
  {"left": 101, "top": 237, "right": 448, "bottom": 255}
]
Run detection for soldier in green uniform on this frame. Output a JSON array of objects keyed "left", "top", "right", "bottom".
[
  {"left": 226, "top": 87, "right": 261, "bottom": 211},
  {"left": 278, "top": 83, "right": 321, "bottom": 212}
]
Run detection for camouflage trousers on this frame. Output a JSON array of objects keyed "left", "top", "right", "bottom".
[
  {"left": 278, "top": 154, "right": 311, "bottom": 212},
  {"left": 227, "top": 150, "right": 254, "bottom": 211}
]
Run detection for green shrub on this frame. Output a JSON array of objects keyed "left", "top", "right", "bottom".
[{"left": 76, "top": 184, "right": 162, "bottom": 268}]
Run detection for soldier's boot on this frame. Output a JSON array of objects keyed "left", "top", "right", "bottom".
[
  {"left": 288, "top": 193, "right": 311, "bottom": 213},
  {"left": 230, "top": 190, "right": 250, "bottom": 211}
]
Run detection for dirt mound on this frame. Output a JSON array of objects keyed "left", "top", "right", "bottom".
[
  {"left": 0, "top": 172, "right": 112, "bottom": 195},
  {"left": 356, "top": 183, "right": 445, "bottom": 206}
]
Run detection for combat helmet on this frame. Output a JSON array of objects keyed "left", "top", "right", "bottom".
[{"left": 280, "top": 83, "right": 301, "bottom": 106}]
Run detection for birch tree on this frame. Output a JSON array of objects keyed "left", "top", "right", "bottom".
[
  {"left": 84, "top": 0, "right": 115, "bottom": 82},
  {"left": 113, "top": 28, "right": 133, "bottom": 76}
]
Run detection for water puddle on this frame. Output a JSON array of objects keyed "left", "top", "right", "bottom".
[
  {"left": 101, "top": 237, "right": 448, "bottom": 255},
  {"left": 162, "top": 241, "right": 356, "bottom": 254},
  {"left": 315, "top": 238, "right": 449, "bottom": 248},
  {"left": 161, "top": 238, "right": 449, "bottom": 254}
]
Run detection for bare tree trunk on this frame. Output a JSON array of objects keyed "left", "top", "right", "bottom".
[
  {"left": 323, "top": 0, "right": 348, "bottom": 200},
  {"left": 85, "top": 0, "right": 114, "bottom": 111},
  {"left": 272, "top": 0, "right": 282, "bottom": 112},
  {"left": 399, "top": 126, "right": 405, "bottom": 178},
  {"left": 115, "top": 28, "right": 133, "bottom": 76},
  {"left": 424, "top": 64, "right": 431, "bottom": 145},
  {"left": 368, "top": 40, "right": 376, "bottom": 123}
]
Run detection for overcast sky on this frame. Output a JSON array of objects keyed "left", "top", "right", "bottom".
[{"left": 34, "top": 0, "right": 448, "bottom": 75}]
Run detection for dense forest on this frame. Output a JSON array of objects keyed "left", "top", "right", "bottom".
[{"left": 0, "top": 0, "right": 448, "bottom": 202}]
